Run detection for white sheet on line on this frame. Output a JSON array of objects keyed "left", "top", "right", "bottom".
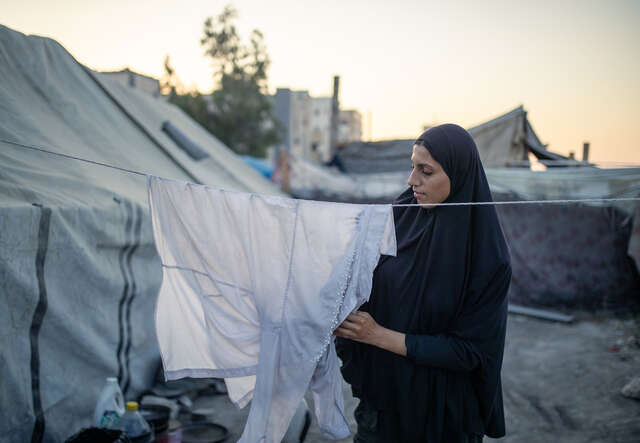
[{"left": 147, "top": 175, "right": 396, "bottom": 442}]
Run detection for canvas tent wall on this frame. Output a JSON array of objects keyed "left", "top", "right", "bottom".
[
  {"left": 485, "top": 168, "right": 640, "bottom": 310},
  {"left": 0, "top": 24, "right": 284, "bottom": 443},
  {"left": 469, "top": 105, "right": 562, "bottom": 167}
]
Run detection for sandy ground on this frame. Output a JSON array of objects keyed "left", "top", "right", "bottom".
[{"left": 203, "top": 313, "right": 640, "bottom": 442}]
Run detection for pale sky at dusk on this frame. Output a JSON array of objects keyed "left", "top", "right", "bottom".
[{"left": 3, "top": 0, "right": 639, "bottom": 163}]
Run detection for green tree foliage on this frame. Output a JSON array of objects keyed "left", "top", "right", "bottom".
[{"left": 162, "top": 5, "right": 281, "bottom": 158}]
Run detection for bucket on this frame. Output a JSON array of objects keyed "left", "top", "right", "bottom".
[{"left": 139, "top": 404, "right": 171, "bottom": 440}]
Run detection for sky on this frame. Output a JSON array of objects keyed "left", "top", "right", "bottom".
[{"left": 2, "top": 0, "right": 639, "bottom": 163}]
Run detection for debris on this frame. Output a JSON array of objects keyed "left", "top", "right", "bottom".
[
  {"left": 140, "top": 395, "right": 180, "bottom": 420},
  {"left": 178, "top": 394, "right": 193, "bottom": 409},
  {"left": 508, "top": 304, "right": 574, "bottom": 323},
  {"left": 621, "top": 377, "right": 640, "bottom": 400}
]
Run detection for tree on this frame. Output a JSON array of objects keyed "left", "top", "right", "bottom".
[
  {"left": 200, "top": 5, "right": 281, "bottom": 157},
  {"left": 161, "top": 6, "right": 281, "bottom": 158}
]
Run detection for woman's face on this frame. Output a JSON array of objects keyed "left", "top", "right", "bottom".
[{"left": 408, "top": 144, "right": 451, "bottom": 209}]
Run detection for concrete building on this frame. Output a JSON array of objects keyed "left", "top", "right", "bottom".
[
  {"left": 274, "top": 88, "right": 313, "bottom": 160},
  {"left": 310, "top": 97, "right": 332, "bottom": 162},
  {"left": 338, "top": 109, "right": 362, "bottom": 147},
  {"left": 273, "top": 78, "right": 362, "bottom": 163}
]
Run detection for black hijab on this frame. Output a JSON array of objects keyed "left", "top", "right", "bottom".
[{"left": 338, "top": 124, "right": 511, "bottom": 441}]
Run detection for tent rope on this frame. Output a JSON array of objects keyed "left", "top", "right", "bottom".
[{"left": 1, "top": 138, "right": 148, "bottom": 177}]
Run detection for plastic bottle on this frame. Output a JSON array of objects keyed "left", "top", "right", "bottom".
[
  {"left": 93, "top": 377, "right": 125, "bottom": 428},
  {"left": 112, "top": 401, "right": 153, "bottom": 443}
]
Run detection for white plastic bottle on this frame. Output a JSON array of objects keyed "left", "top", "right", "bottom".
[
  {"left": 113, "top": 401, "right": 153, "bottom": 442},
  {"left": 93, "top": 377, "right": 125, "bottom": 428}
]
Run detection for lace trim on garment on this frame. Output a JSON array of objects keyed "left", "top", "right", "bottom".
[{"left": 310, "top": 208, "right": 370, "bottom": 363}]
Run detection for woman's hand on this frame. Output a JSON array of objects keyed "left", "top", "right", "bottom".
[
  {"left": 333, "top": 311, "right": 381, "bottom": 346},
  {"left": 334, "top": 311, "right": 408, "bottom": 356}
]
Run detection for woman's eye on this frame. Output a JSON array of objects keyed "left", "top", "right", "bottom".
[{"left": 422, "top": 169, "right": 431, "bottom": 176}]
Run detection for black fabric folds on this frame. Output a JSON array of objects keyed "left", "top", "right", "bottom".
[{"left": 337, "top": 124, "right": 511, "bottom": 442}]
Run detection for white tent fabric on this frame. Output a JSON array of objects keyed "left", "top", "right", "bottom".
[{"left": 0, "top": 24, "right": 284, "bottom": 443}]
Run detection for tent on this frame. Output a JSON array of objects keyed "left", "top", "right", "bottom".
[
  {"left": 286, "top": 110, "right": 640, "bottom": 311},
  {"left": 334, "top": 105, "right": 574, "bottom": 173},
  {"left": 0, "top": 24, "right": 284, "bottom": 443},
  {"left": 486, "top": 168, "right": 640, "bottom": 310}
]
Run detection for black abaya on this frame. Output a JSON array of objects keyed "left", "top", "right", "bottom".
[{"left": 337, "top": 124, "right": 511, "bottom": 442}]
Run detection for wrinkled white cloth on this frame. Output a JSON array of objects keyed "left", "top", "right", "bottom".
[{"left": 147, "top": 176, "right": 396, "bottom": 443}]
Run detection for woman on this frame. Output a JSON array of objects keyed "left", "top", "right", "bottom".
[{"left": 334, "top": 124, "right": 511, "bottom": 442}]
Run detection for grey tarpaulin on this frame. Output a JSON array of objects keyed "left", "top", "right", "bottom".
[
  {"left": 0, "top": 24, "right": 284, "bottom": 443},
  {"left": 333, "top": 105, "right": 565, "bottom": 174}
]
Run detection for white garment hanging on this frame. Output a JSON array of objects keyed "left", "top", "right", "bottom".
[{"left": 147, "top": 176, "right": 396, "bottom": 442}]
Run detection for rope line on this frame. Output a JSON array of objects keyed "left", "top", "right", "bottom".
[
  {"left": 2, "top": 138, "right": 639, "bottom": 207},
  {"left": 391, "top": 198, "right": 639, "bottom": 207},
  {"left": 1, "top": 138, "right": 148, "bottom": 177}
]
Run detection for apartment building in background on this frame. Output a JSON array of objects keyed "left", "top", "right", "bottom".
[
  {"left": 338, "top": 109, "right": 362, "bottom": 147},
  {"left": 274, "top": 76, "right": 363, "bottom": 163}
]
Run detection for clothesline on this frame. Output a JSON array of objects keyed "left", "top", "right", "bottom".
[
  {"left": 2, "top": 138, "right": 639, "bottom": 207},
  {"left": 393, "top": 198, "right": 640, "bottom": 207}
]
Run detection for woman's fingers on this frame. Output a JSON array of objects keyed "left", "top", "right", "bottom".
[
  {"left": 345, "top": 314, "right": 361, "bottom": 323},
  {"left": 334, "top": 312, "right": 377, "bottom": 342},
  {"left": 338, "top": 319, "right": 361, "bottom": 331},
  {"left": 333, "top": 326, "right": 356, "bottom": 339},
  {"left": 335, "top": 323, "right": 364, "bottom": 339}
]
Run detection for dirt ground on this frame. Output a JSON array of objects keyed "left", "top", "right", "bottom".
[{"left": 205, "top": 313, "right": 640, "bottom": 442}]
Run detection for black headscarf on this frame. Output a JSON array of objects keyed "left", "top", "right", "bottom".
[{"left": 338, "top": 124, "right": 511, "bottom": 441}]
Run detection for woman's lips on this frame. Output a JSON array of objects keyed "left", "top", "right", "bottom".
[{"left": 414, "top": 191, "right": 425, "bottom": 199}]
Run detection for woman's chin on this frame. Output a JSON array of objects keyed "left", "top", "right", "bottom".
[{"left": 417, "top": 199, "right": 435, "bottom": 209}]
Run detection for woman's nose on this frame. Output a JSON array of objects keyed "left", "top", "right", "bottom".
[{"left": 407, "top": 170, "right": 418, "bottom": 187}]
